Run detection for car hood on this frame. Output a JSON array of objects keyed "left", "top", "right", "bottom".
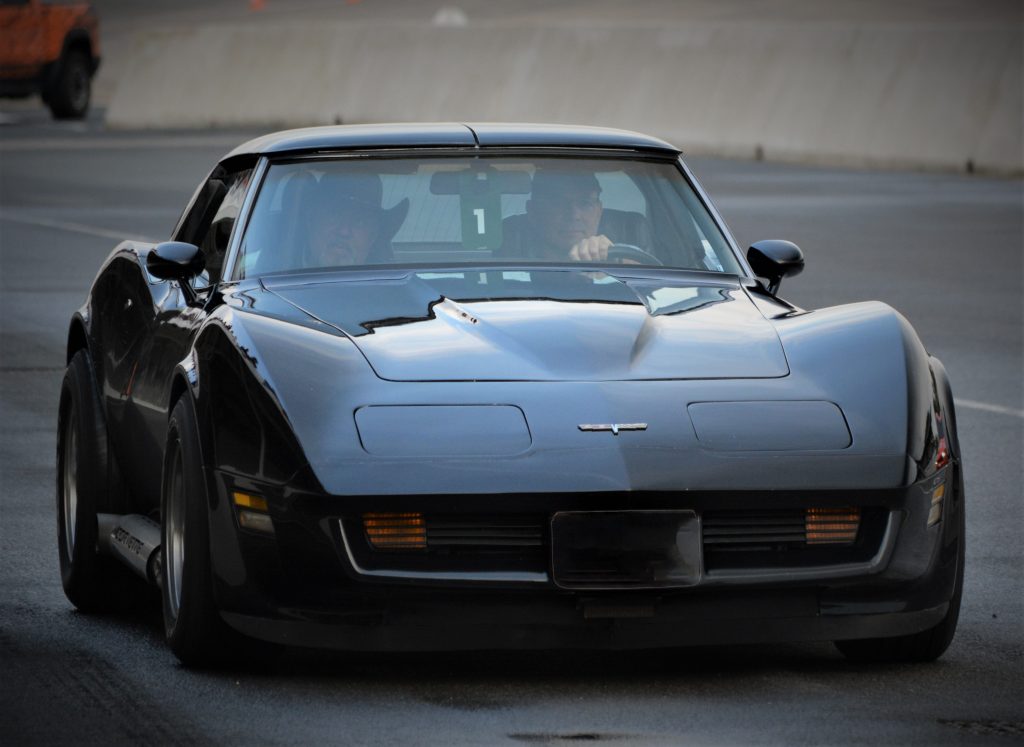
[{"left": 263, "top": 269, "right": 789, "bottom": 381}]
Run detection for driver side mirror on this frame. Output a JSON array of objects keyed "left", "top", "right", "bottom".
[
  {"left": 747, "top": 240, "right": 804, "bottom": 296},
  {"left": 146, "top": 242, "right": 205, "bottom": 306}
]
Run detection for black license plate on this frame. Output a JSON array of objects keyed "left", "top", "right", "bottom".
[{"left": 550, "top": 510, "right": 702, "bottom": 589}]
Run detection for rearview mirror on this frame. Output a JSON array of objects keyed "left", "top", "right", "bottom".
[
  {"left": 747, "top": 240, "right": 804, "bottom": 296},
  {"left": 430, "top": 169, "right": 532, "bottom": 195}
]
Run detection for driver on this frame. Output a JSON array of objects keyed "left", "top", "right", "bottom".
[{"left": 499, "top": 169, "right": 613, "bottom": 262}]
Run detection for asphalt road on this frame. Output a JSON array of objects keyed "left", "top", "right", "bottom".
[{"left": 1, "top": 113, "right": 1021, "bottom": 745}]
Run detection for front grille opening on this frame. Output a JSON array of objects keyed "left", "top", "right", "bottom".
[
  {"left": 703, "top": 507, "right": 863, "bottom": 548},
  {"left": 703, "top": 509, "right": 807, "bottom": 548},
  {"left": 428, "top": 517, "right": 545, "bottom": 551},
  {"left": 703, "top": 507, "right": 884, "bottom": 571},
  {"left": 341, "top": 506, "right": 887, "bottom": 579},
  {"left": 347, "top": 514, "right": 548, "bottom": 574}
]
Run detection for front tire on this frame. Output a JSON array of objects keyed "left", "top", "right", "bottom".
[{"left": 161, "top": 397, "right": 241, "bottom": 667}]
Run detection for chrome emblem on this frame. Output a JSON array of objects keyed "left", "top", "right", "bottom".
[{"left": 577, "top": 423, "right": 648, "bottom": 436}]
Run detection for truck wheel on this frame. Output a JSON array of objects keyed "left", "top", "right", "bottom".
[
  {"left": 56, "top": 350, "right": 126, "bottom": 611},
  {"left": 47, "top": 48, "right": 91, "bottom": 120}
]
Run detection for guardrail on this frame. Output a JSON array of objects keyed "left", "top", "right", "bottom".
[{"left": 107, "top": 20, "right": 1022, "bottom": 174}]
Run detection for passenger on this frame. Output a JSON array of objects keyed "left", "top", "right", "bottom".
[{"left": 304, "top": 173, "right": 406, "bottom": 267}]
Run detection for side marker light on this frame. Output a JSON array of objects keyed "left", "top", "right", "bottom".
[
  {"left": 928, "top": 484, "right": 945, "bottom": 527},
  {"left": 233, "top": 492, "right": 274, "bottom": 534}
]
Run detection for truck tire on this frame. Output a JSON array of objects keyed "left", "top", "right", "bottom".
[{"left": 47, "top": 48, "right": 91, "bottom": 120}]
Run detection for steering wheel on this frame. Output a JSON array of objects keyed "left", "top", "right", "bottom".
[{"left": 607, "top": 243, "right": 663, "bottom": 266}]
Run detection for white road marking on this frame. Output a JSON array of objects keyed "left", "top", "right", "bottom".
[
  {"left": 0, "top": 211, "right": 157, "bottom": 243},
  {"left": 956, "top": 399, "right": 1024, "bottom": 419}
]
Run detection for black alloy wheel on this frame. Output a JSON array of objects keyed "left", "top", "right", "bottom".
[
  {"left": 56, "top": 350, "right": 127, "bottom": 611},
  {"left": 161, "top": 397, "right": 243, "bottom": 667}
]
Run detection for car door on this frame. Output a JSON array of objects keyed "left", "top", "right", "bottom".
[{"left": 110, "top": 165, "right": 254, "bottom": 511}]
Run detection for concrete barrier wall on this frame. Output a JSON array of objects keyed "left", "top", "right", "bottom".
[{"left": 107, "top": 20, "right": 1022, "bottom": 173}]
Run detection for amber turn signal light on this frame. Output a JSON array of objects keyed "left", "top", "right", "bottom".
[
  {"left": 928, "top": 483, "right": 945, "bottom": 527},
  {"left": 363, "top": 512, "right": 427, "bottom": 550},
  {"left": 806, "top": 507, "right": 860, "bottom": 544},
  {"left": 233, "top": 491, "right": 269, "bottom": 511}
]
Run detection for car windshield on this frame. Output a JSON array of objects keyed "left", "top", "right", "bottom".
[{"left": 234, "top": 156, "right": 740, "bottom": 278}]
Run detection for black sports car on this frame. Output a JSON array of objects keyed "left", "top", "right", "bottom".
[{"left": 57, "top": 124, "right": 963, "bottom": 666}]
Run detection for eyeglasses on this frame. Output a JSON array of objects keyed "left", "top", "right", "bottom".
[{"left": 535, "top": 194, "right": 601, "bottom": 214}]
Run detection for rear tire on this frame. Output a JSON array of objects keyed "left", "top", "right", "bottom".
[
  {"left": 46, "top": 48, "right": 91, "bottom": 120},
  {"left": 56, "top": 350, "right": 128, "bottom": 611},
  {"left": 161, "top": 397, "right": 243, "bottom": 667}
]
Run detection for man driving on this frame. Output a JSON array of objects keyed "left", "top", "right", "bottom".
[{"left": 499, "top": 169, "right": 615, "bottom": 262}]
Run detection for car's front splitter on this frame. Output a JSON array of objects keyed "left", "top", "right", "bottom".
[{"left": 219, "top": 594, "right": 950, "bottom": 652}]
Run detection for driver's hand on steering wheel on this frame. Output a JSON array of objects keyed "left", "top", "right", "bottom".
[{"left": 568, "top": 234, "right": 613, "bottom": 262}]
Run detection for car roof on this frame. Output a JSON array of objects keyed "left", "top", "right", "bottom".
[{"left": 223, "top": 123, "right": 680, "bottom": 160}]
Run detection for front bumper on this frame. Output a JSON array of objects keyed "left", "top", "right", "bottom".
[{"left": 205, "top": 465, "right": 963, "bottom": 651}]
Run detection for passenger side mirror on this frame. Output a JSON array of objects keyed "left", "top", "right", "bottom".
[
  {"left": 146, "top": 241, "right": 205, "bottom": 281},
  {"left": 747, "top": 240, "right": 804, "bottom": 296}
]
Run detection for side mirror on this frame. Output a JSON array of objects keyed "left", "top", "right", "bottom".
[
  {"left": 747, "top": 240, "right": 804, "bottom": 296},
  {"left": 146, "top": 242, "right": 205, "bottom": 306},
  {"left": 146, "top": 241, "right": 205, "bottom": 281}
]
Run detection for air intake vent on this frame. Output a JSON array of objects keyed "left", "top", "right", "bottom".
[
  {"left": 427, "top": 517, "right": 545, "bottom": 548},
  {"left": 703, "top": 510, "right": 807, "bottom": 546}
]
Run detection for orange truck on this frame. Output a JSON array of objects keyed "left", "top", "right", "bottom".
[{"left": 0, "top": 0, "right": 100, "bottom": 119}]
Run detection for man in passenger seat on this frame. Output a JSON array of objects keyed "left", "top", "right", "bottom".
[{"left": 304, "top": 173, "right": 407, "bottom": 267}]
